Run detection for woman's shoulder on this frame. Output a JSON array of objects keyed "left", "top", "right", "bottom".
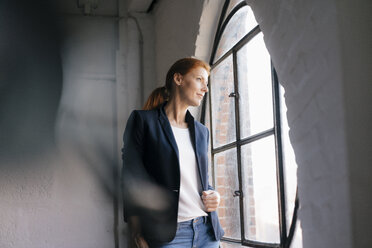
[
  {"left": 131, "top": 108, "right": 158, "bottom": 115},
  {"left": 129, "top": 108, "right": 158, "bottom": 121}
]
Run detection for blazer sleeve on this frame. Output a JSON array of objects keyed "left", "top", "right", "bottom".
[
  {"left": 121, "top": 110, "right": 144, "bottom": 222},
  {"left": 121, "top": 110, "right": 171, "bottom": 222}
]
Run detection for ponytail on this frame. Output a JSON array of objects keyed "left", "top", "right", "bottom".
[{"left": 142, "top": 86, "right": 169, "bottom": 110}]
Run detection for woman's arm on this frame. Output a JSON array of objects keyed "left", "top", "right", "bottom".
[
  {"left": 122, "top": 110, "right": 171, "bottom": 218},
  {"left": 121, "top": 110, "right": 146, "bottom": 221},
  {"left": 122, "top": 111, "right": 156, "bottom": 248},
  {"left": 122, "top": 110, "right": 173, "bottom": 246}
]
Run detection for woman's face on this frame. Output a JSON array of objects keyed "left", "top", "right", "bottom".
[{"left": 174, "top": 66, "right": 209, "bottom": 107}]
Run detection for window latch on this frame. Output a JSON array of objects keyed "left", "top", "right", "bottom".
[
  {"left": 233, "top": 190, "right": 242, "bottom": 197},
  {"left": 228, "top": 92, "right": 237, "bottom": 97}
]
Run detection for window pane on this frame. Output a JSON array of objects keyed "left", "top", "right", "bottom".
[
  {"left": 241, "top": 135, "right": 280, "bottom": 243},
  {"left": 289, "top": 219, "right": 303, "bottom": 248},
  {"left": 210, "top": 55, "right": 236, "bottom": 148},
  {"left": 237, "top": 32, "right": 273, "bottom": 138},
  {"left": 279, "top": 85, "right": 302, "bottom": 242},
  {"left": 214, "top": 148, "right": 240, "bottom": 240},
  {"left": 214, "top": 6, "right": 257, "bottom": 63},
  {"left": 223, "top": 0, "right": 244, "bottom": 23}
]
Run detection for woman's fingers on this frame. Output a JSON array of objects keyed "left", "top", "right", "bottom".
[
  {"left": 203, "top": 201, "right": 218, "bottom": 208},
  {"left": 136, "top": 236, "right": 149, "bottom": 248},
  {"left": 202, "top": 190, "right": 221, "bottom": 212},
  {"left": 203, "top": 200, "right": 219, "bottom": 205}
]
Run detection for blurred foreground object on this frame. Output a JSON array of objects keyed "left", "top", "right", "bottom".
[{"left": 0, "top": 0, "right": 62, "bottom": 161}]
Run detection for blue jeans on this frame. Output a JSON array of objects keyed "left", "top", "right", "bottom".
[{"left": 150, "top": 216, "right": 220, "bottom": 248}]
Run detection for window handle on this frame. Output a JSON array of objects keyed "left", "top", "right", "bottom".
[
  {"left": 233, "top": 190, "right": 242, "bottom": 197},
  {"left": 228, "top": 92, "right": 236, "bottom": 97}
]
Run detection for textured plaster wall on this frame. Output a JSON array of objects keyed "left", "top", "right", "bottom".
[
  {"left": 247, "top": 0, "right": 372, "bottom": 247},
  {"left": 247, "top": 0, "right": 351, "bottom": 247}
]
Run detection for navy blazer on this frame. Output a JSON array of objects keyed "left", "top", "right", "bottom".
[{"left": 121, "top": 103, "right": 224, "bottom": 243}]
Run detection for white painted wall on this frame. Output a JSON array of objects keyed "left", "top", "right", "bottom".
[{"left": 246, "top": 0, "right": 372, "bottom": 247}]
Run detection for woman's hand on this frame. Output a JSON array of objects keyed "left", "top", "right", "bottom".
[
  {"left": 202, "top": 190, "right": 220, "bottom": 212},
  {"left": 132, "top": 235, "right": 149, "bottom": 248},
  {"left": 128, "top": 216, "right": 149, "bottom": 248}
]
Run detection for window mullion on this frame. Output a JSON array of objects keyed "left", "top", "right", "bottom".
[
  {"left": 271, "top": 64, "right": 287, "bottom": 247},
  {"left": 208, "top": 76, "right": 216, "bottom": 189},
  {"left": 232, "top": 51, "right": 245, "bottom": 243}
]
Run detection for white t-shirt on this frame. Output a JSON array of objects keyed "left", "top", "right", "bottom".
[{"left": 171, "top": 126, "right": 208, "bottom": 222}]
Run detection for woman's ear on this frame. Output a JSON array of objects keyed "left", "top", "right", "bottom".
[{"left": 173, "top": 73, "right": 183, "bottom": 86}]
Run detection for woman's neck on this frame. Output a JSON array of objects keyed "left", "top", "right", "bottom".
[{"left": 164, "top": 97, "right": 188, "bottom": 128}]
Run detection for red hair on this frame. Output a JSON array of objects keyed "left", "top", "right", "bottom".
[{"left": 143, "top": 58, "right": 210, "bottom": 110}]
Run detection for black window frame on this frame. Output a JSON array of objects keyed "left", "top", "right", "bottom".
[{"left": 200, "top": 1, "right": 299, "bottom": 247}]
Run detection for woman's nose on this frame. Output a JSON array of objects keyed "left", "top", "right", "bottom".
[{"left": 202, "top": 83, "right": 209, "bottom": 92}]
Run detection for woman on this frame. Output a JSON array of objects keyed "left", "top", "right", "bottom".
[{"left": 121, "top": 58, "right": 224, "bottom": 248}]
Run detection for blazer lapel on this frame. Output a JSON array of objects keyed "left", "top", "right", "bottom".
[
  {"left": 158, "top": 104, "right": 179, "bottom": 161},
  {"left": 186, "top": 111, "right": 207, "bottom": 190},
  {"left": 158, "top": 103, "right": 206, "bottom": 190}
]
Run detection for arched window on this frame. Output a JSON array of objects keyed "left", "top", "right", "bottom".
[{"left": 201, "top": 1, "right": 302, "bottom": 247}]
